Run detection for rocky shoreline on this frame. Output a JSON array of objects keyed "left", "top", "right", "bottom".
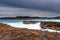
[
  {"left": 0, "top": 23, "right": 39, "bottom": 40},
  {"left": 0, "top": 23, "right": 60, "bottom": 40},
  {"left": 41, "top": 22, "right": 60, "bottom": 30}
]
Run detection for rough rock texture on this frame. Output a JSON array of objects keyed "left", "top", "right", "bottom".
[
  {"left": 23, "top": 21, "right": 39, "bottom": 24},
  {"left": 39, "top": 31, "right": 60, "bottom": 40},
  {"left": 0, "top": 23, "right": 40, "bottom": 40},
  {"left": 41, "top": 22, "right": 60, "bottom": 30},
  {"left": 0, "top": 23, "right": 60, "bottom": 40}
]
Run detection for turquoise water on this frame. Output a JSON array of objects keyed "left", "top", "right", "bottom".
[
  {"left": 0, "top": 19, "right": 60, "bottom": 23},
  {"left": 0, "top": 19, "right": 21, "bottom": 23}
]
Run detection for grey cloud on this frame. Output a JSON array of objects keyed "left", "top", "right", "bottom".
[
  {"left": 0, "top": 6, "right": 60, "bottom": 17},
  {"left": 0, "top": 0, "right": 60, "bottom": 17},
  {"left": 0, "top": 0, "right": 60, "bottom": 13}
]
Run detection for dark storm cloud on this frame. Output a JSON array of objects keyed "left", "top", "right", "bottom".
[{"left": 0, "top": 0, "right": 60, "bottom": 13}]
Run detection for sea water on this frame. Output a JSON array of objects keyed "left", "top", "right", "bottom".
[
  {"left": 0, "top": 19, "right": 21, "bottom": 23},
  {"left": 0, "top": 19, "right": 60, "bottom": 23}
]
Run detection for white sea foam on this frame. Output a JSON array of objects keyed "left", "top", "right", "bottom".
[
  {"left": 6, "top": 22, "right": 60, "bottom": 33},
  {"left": 6, "top": 22, "right": 41, "bottom": 30}
]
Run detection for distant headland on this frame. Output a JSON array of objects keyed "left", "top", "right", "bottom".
[{"left": 0, "top": 16, "right": 60, "bottom": 19}]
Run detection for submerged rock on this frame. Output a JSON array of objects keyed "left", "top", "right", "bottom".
[{"left": 23, "top": 21, "right": 39, "bottom": 24}]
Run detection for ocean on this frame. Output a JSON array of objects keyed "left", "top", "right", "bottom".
[{"left": 0, "top": 19, "right": 60, "bottom": 23}]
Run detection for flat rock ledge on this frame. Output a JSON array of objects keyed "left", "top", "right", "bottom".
[
  {"left": 41, "top": 22, "right": 60, "bottom": 30},
  {"left": 0, "top": 23, "right": 60, "bottom": 40}
]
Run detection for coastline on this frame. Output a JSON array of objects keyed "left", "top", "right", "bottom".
[
  {"left": 0, "top": 22, "right": 60, "bottom": 40},
  {"left": 4, "top": 21, "right": 60, "bottom": 33}
]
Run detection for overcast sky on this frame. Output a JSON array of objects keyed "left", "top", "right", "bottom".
[{"left": 0, "top": 0, "right": 60, "bottom": 17}]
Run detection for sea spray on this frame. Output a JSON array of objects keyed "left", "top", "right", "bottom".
[{"left": 6, "top": 22, "right": 41, "bottom": 30}]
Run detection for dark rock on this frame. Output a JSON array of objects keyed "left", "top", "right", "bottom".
[
  {"left": 23, "top": 21, "right": 39, "bottom": 24},
  {"left": 41, "top": 22, "right": 60, "bottom": 30}
]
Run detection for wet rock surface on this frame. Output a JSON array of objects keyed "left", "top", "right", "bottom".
[
  {"left": 0, "top": 23, "right": 60, "bottom": 40},
  {"left": 41, "top": 22, "right": 60, "bottom": 30},
  {"left": 23, "top": 21, "right": 39, "bottom": 24}
]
